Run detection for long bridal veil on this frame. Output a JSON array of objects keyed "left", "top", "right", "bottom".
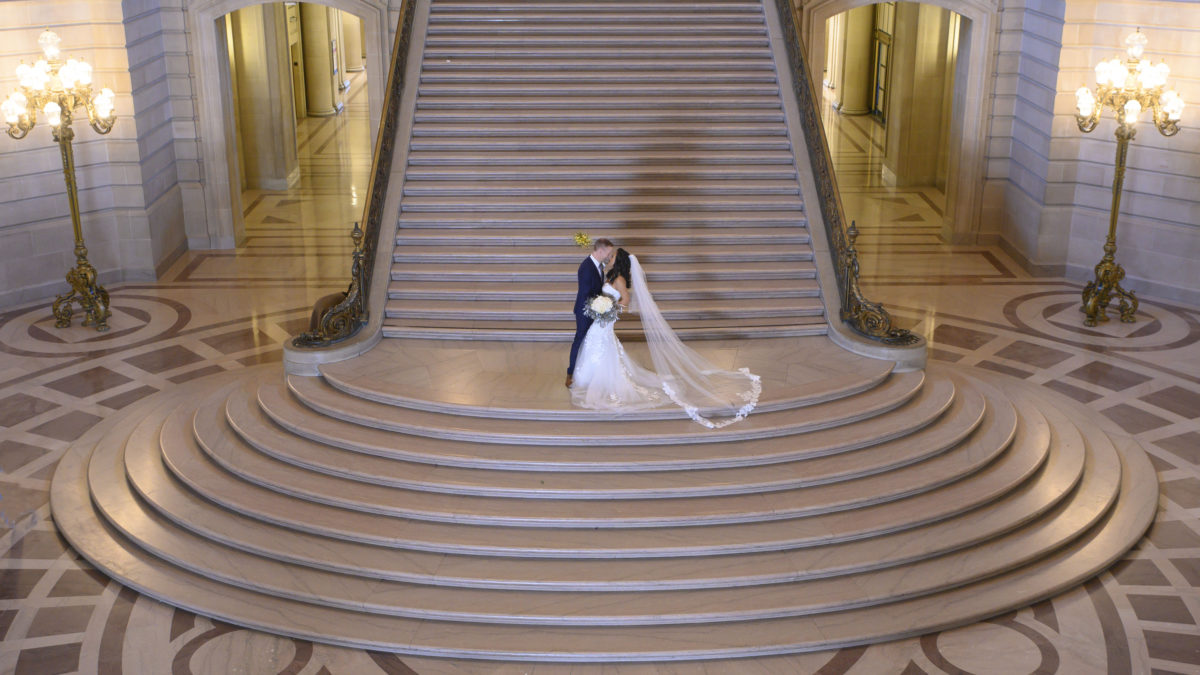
[{"left": 629, "top": 255, "right": 761, "bottom": 428}]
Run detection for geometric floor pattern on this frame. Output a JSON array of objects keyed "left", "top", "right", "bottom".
[{"left": 2, "top": 78, "right": 1199, "bottom": 673}]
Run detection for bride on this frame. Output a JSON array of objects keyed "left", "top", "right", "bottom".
[{"left": 570, "top": 248, "right": 761, "bottom": 428}]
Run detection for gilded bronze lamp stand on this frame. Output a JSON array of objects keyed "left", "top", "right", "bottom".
[
  {"left": 1074, "top": 29, "right": 1183, "bottom": 327},
  {"left": 2, "top": 30, "right": 117, "bottom": 331}
]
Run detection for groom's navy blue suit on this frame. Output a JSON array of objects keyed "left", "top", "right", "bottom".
[{"left": 569, "top": 255, "right": 604, "bottom": 376}]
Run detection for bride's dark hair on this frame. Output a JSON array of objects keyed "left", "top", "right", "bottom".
[{"left": 606, "top": 248, "right": 633, "bottom": 289}]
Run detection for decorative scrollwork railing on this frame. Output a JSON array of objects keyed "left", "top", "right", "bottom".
[
  {"left": 775, "top": 2, "right": 919, "bottom": 346},
  {"left": 293, "top": 0, "right": 416, "bottom": 348}
]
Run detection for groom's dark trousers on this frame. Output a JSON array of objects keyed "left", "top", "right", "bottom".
[{"left": 569, "top": 256, "right": 603, "bottom": 376}]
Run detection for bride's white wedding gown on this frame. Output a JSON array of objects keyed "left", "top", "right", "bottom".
[{"left": 570, "top": 256, "right": 761, "bottom": 428}]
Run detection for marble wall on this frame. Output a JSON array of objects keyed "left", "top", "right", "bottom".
[
  {"left": 0, "top": 1, "right": 155, "bottom": 309},
  {"left": 0, "top": 0, "right": 402, "bottom": 311},
  {"left": 121, "top": 0, "right": 204, "bottom": 278}
]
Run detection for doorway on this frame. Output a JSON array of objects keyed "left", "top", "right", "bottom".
[{"left": 219, "top": 2, "right": 372, "bottom": 262}]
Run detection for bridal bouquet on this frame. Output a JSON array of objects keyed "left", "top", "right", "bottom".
[{"left": 584, "top": 294, "right": 621, "bottom": 325}]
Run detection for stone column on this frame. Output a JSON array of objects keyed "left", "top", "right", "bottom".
[
  {"left": 229, "top": 4, "right": 300, "bottom": 190},
  {"left": 883, "top": 3, "right": 952, "bottom": 186},
  {"left": 342, "top": 13, "right": 364, "bottom": 72},
  {"left": 300, "top": 3, "right": 338, "bottom": 116},
  {"left": 838, "top": 5, "right": 874, "bottom": 115}
]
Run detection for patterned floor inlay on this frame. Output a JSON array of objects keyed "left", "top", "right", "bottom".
[{"left": 0, "top": 72, "right": 1197, "bottom": 674}]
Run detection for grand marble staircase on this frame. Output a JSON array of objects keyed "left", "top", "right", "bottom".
[
  {"left": 53, "top": 338, "right": 1156, "bottom": 661},
  {"left": 50, "top": 0, "right": 1158, "bottom": 665},
  {"left": 385, "top": 0, "right": 825, "bottom": 340}
]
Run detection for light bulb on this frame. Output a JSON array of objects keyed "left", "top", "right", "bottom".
[
  {"left": 43, "top": 101, "right": 61, "bottom": 127},
  {"left": 1153, "top": 62, "right": 1169, "bottom": 89},
  {"left": 1122, "top": 99, "right": 1141, "bottom": 125},
  {"left": 77, "top": 61, "right": 92, "bottom": 86},
  {"left": 60, "top": 59, "right": 80, "bottom": 89},
  {"left": 1075, "top": 87, "right": 1095, "bottom": 117},
  {"left": 1162, "top": 90, "right": 1184, "bottom": 121},
  {"left": 1, "top": 94, "right": 23, "bottom": 125},
  {"left": 1095, "top": 61, "right": 1110, "bottom": 87},
  {"left": 1110, "top": 59, "right": 1129, "bottom": 89},
  {"left": 32, "top": 60, "right": 51, "bottom": 90},
  {"left": 15, "top": 63, "right": 33, "bottom": 89},
  {"left": 93, "top": 89, "right": 114, "bottom": 119},
  {"left": 37, "top": 30, "right": 62, "bottom": 60}
]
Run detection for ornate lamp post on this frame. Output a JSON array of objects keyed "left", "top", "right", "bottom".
[
  {"left": 2, "top": 30, "right": 117, "bottom": 331},
  {"left": 1074, "top": 29, "right": 1183, "bottom": 327}
]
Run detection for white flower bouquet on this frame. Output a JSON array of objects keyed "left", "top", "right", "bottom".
[{"left": 584, "top": 294, "right": 621, "bottom": 325}]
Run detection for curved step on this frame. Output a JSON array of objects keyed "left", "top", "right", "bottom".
[
  {"left": 316, "top": 337, "right": 887, "bottom": 421},
  {"left": 258, "top": 370, "right": 947, "bottom": 471},
  {"left": 224, "top": 378, "right": 978, "bottom": 497},
  {"left": 283, "top": 368, "right": 925, "bottom": 446},
  {"left": 52, "top": 368, "right": 1155, "bottom": 659},
  {"left": 190, "top": 379, "right": 1005, "bottom": 528}
]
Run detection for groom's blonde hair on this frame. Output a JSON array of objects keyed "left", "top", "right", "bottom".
[{"left": 593, "top": 238, "right": 614, "bottom": 250}]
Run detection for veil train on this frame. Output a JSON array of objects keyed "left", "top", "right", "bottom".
[{"left": 628, "top": 255, "right": 761, "bottom": 428}]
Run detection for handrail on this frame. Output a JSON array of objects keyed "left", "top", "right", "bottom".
[
  {"left": 293, "top": 0, "right": 416, "bottom": 348},
  {"left": 775, "top": 2, "right": 919, "bottom": 346}
]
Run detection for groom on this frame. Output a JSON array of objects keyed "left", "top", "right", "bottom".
[{"left": 566, "top": 238, "right": 614, "bottom": 387}]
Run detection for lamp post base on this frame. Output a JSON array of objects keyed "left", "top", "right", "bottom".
[
  {"left": 1081, "top": 251, "right": 1138, "bottom": 327},
  {"left": 52, "top": 246, "right": 111, "bottom": 332}
]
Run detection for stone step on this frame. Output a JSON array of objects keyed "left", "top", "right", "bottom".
[
  {"left": 389, "top": 261, "right": 818, "bottom": 282},
  {"left": 432, "top": 1, "right": 766, "bottom": 10},
  {"left": 385, "top": 279, "right": 821, "bottom": 301},
  {"left": 381, "top": 322, "right": 829, "bottom": 341},
  {"left": 403, "top": 164, "right": 798, "bottom": 181},
  {"left": 410, "top": 122, "right": 787, "bottom": 137},
  {"left": 226, "top": 380, "right": 973, "bottom": 497},
  {"left": 421, "top": 71, "right": 779, "bottom": 85},
  {"left": 145, "top": 379, "right": 1061, "bottom": 559},
  {"left": 423, "top": 35, "right": 771, "bottom": 49},
  {"left": 383, "top": 298, "right": 825, "bottom": 323},
  {"left": 428, "top": 12, "right": 765, "bottom": 23},
  {"left": 406, "top": 135, "right": 793, "bottom": 152},
  {"left": 405, "top": 149, "right": 797, "bottom": 166},
  {"left": 422, "top": 47, "right": 774, "bottom": 61},
  {"left": 317, "top": 337, "right": 891, "bottom": 426},
  {"left": 391, "top": 246, "right": 813, "bottom": 264},
  {"left": 416, "top": 94, "right": 784, "bottom": 109},
  {"left": 101, "top": 430, "right": 1111, "bottom": 627},
  {"left": 419, "top": 59, "right": 777, "bottom": 72},
  {"left": 417, "top": 82, "right": 779, "bottom": 97},
  {"left": 281, "top": 369, "right": 925, "bottom": 447},
  {"left": 396, "top": 210, "right": 807, "bottom": 228},
  {"left": 399, "top": 194, "right": 805, "bottom": 212},
  {"left": 190, "top": 388, "right": 1012, "bottom": 530},
  {"left": 413, "top": 108, "right": 786, "bottom": 123},
  {"left": 426, "top": 22, "right": 767, "bottom": 36},
  {"left": 394, "top": 227, "right": 808, "bottom": 246},
  {"left": 401, "top": 179, "right": 798, "bottom": 198}
]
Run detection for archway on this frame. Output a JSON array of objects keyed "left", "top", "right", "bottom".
[
  {"left": 801, "top": 0, "right": 998, "bottom": 244},
  {"left": 186, "top": 0, "right": 389, "bottom": 248}
]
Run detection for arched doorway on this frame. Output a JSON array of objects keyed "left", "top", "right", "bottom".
[
  {"left": 186, "top": 0, "right": 390, "bottom": 249},
  {"left": 219, "top": 1, "right": 372, "bottom": 269},
  {"left": 802, "top": 0, "right": 998, "bottom": 244}
]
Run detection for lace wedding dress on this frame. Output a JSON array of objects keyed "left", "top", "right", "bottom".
[{"left": 570, "top": 256, "right": 762, "bottom": 428}]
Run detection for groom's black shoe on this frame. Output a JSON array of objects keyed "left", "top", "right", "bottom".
[{"left": 565, "top": 375, "right": 573, "bottom": 388}]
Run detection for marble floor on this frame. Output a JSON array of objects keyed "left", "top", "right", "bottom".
[{"left": 1, "top": 79, "right": 1199, "bottom": 674}]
